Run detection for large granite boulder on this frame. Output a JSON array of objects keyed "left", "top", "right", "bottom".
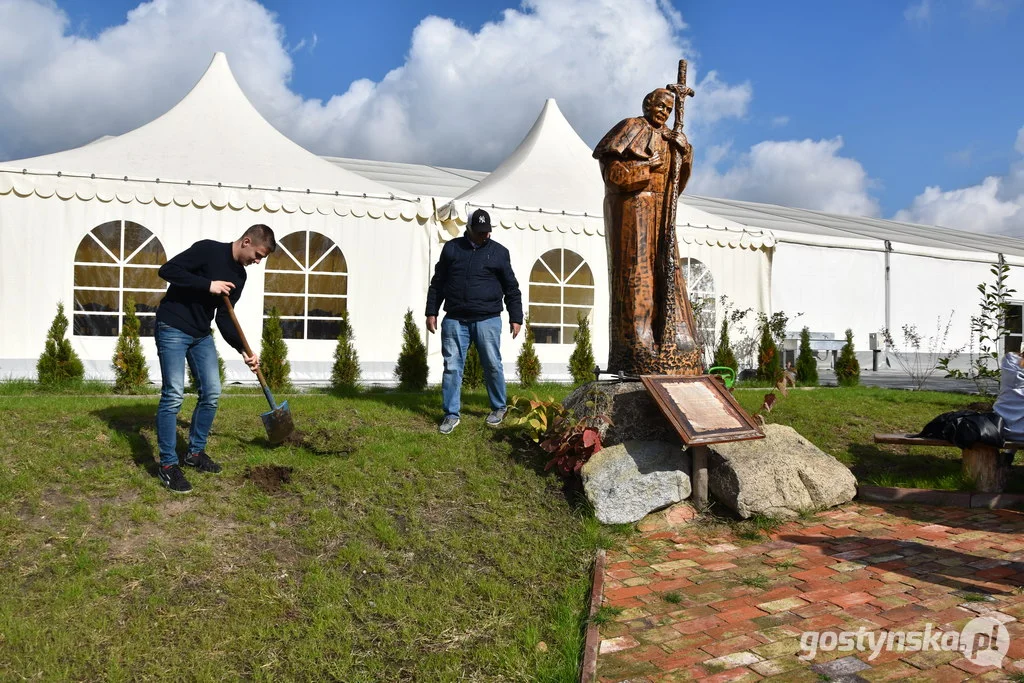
[
  {"left": 707, "top": 424, "right": 856, "bottom": 519},
  {"left": 581, "top": 440, "right": 691, "bottom": 524},
  {"left": 563, "top": 382, "right": 678, "bottom": 447}
]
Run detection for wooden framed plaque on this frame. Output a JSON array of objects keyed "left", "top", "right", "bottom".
[{"left": 640, "top": 375, "right": 764, "bottom": 446}]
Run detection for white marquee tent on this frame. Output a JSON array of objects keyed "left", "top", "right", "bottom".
[
  {"left": 0, "top": 53, "right": 430, "bottom": 382},
  {"left": 4, "top": 51, "right": 1024, "bottom": 385}
]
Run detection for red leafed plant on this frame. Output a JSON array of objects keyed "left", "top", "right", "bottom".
[{"left": 508, "top": 390, "right": 612, "bottom": 478}]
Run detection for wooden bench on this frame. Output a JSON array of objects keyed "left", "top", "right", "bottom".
[{"left": 873, "top": 433, "right": 1024, "bottom": 493}]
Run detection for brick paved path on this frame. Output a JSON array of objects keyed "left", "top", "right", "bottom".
[{"left": 596, "top": 503, "right": 1024, "bottom": 682}]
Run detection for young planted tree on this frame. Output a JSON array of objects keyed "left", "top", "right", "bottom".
[
  {"left": 795, "top": 326, "right": 818, "bottom": 386},
  {"left": 395, "top": 309, "right": 428, "bottom": 391},
  {"left": 331, "top": 310, "right": 361, "bottom": 390},
  {"left": 516, "top": 314, "right": 542, "bottom": 388},
  {"left": 260, "top": 307, "right": 292, "bottom": 393},
  {"left": 835, "top": 328, "right": 860, "bottom": 387},
  {"left": 756, "top": 314, "right": 783, "bottom": 384},
  {"left": 112, "top": 297, "right": 149, "bottom": 394},
  {"left": 462, "top": 343, "right": 484, "bottom": 389},
  {"left": 711, "top": 317, "right": 738, "bottom": 373},
  {"left": 568, "top": 310, "right": 595, "bottom": 385},
  {"left": 37, "top": 302, "right": 84, "bottom": 387}
]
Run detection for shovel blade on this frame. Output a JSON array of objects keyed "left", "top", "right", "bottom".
[{"left": 261, "top": 400, "right": 295, "bottom": 445}]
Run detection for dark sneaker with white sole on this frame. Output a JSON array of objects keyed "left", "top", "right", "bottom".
[
  {"left": 182, "top": 451, "right": 222, "bottom": 473},
  {"left": 158, "top": 464, "right": 193, "bottom": 494},
  {"left": 485, "top": 407, "right": 508, "bottom": 427},
  {"left": 438, "top": 415, "right": 460, "bottom": 435}
]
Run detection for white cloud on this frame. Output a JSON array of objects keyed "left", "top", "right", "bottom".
[
  {"left": 894, "top": 125, "right": 1024, "bottom": 235},
  {"left": 690, "top": 137, "right": 881, "bottom": 216},
  {"left": 905, "top": 0, "right": 932, "bottom": 25},
  {"left": 0, "top": 0, "right": 752, "bottom": 171},
  {"left": 770, "top": 115, "right": 789, "bottom": 128}
]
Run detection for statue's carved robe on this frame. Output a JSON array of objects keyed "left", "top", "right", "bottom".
[{"left": 594, "top": 116, "right": 698, "bottom": 375}]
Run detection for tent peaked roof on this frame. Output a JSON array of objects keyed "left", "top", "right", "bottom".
[
  {"left": 450, "top": 98, "right": 604, "bottom": 218},
  {"left": 4, "top": 52, "right": 410, "bottom": 202}
]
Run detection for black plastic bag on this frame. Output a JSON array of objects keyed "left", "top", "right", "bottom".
[{"left": 916, "top": 409, "right": 1004, "bottom": 448}]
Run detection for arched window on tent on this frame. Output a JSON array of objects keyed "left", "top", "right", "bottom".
[
  {"left": 680, "top": 257, "right": 716, "bottom": 351},
  {"left": 73, "top": 220, "right": 167, "bottom": 337},
  {"left": 264, "top": 230, "right": 348, "bottom": 340},
  {"left": 529, "top": 249, "right": 595, "bottom": 344}
]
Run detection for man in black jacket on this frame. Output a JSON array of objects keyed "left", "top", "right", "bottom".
[
  {"left": 154, "top": 224, "right": 277, "bottom": 493},
  {"left": 426, "top": 209, "right": 522, "bottom": 434}
]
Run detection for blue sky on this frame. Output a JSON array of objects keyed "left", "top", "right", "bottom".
[{"left": 3, "top": 0, "right": 1023, "bottom": 234}]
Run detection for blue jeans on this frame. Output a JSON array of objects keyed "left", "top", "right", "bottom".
[
  {"left": 155, "top": 321, "right": 222, "bottom": 466},
  {"left": 440, "top": 315, "right": 506, "bottom": 418}
]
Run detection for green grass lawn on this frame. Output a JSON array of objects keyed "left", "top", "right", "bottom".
[
  {"left": 0, "top": 382, "right": 1012, "bottom": 680},
  {"left": 731, "top": 385, "right": 1018, "bottom": 492},
  {"left": 0, "top": 383, "right": 617, "bottom": 682}
]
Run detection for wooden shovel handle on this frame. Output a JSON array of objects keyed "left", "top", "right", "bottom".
[{"left": 221, "top": 295, "right": 269, "bottom": 388}]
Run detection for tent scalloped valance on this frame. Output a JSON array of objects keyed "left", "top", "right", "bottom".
[{"left": 0, "top": 171, "right": 429, "bottom": 221}]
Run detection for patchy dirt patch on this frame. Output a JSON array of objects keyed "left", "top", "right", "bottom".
[
  {"left": 245, "top": 465, "right": 294, "bottom": 493},
  {"left": 276, "top": 420, "right": 359, "bottom": 455}
]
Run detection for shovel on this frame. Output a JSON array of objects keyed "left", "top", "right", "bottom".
[{"left": 221, "top": 295, "right": 295, "bottom": 445}]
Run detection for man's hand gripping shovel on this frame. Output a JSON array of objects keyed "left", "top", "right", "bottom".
[{"left": 221, "top": 295, "right": 295, "bottom": 445}]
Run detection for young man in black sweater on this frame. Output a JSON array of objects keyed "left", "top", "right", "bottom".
[
  {"left": 425, "top": 209, "right": 522, "bottom": 434},
  {"left": 154, "top": 224, "right": 277, "bottom": 493}
]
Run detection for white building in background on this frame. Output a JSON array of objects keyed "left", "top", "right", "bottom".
[{"left": 2, "top": 53, "right": 1023, "bottom": 384}]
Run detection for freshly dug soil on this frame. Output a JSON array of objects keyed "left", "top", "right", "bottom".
[{"left": 245, "top": 465, "right": 293, "bottom": 493}]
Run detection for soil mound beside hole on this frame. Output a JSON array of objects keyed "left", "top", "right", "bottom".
[{"left": 245, "top": 465, "right": 293, "bottom": 493}]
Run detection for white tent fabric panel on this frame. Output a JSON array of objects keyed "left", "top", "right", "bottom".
[
  {"left": 678, "top": 240, "right": 771, "bottom": 332},
  {"left": 771, "top": 243, "right": 886, "bottom": 349},
  {"left": 887, "top": 254, "right": 992, "bottom": 352}
]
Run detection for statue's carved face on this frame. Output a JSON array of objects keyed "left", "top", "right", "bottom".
[{"left": 643, "top": 91, "right": 674, "bottom": 128}]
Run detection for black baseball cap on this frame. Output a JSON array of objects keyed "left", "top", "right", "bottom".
[{"left": 469, "top": 208, "right": 492, "bottom": 233}]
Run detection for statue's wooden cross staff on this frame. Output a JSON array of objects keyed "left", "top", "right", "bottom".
[{"left": 657, "top": 58, "right": 697, "bottom": 351}]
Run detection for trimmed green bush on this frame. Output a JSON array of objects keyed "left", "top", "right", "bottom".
[
  {"left": 260, "top": 307, "right": 292, "bottom": 393},
  {"left": 112, "top": 297, "right": 149, "bottom": 394},
  {"left": 756, "top": 315, "right": 783, "bottom": 384},
  {"left": 516, "top": 315, "right": 541, "bottom": 388},
  {"left": 795, "top": 326, "right": 818, "bottom": 385},
  {"left": 331, "top": 310, "right": 361, "bottom": 390},
  {"left": 835, "top": 328, "right": 860, "bottom": 387},
  {"left": 711, "top": 317, "right": 738, "bottom": 373},
  {"left": 568, "top": 310, "right": 595, "bottom": 385},
  {"left": 395, "top": 309, "right": 428, "bottom": 391},
  {"left": 463, "top": 343, "right": 483, "bottom": 389},
  {"left": 37, "top": 302, "right": 84, "bottom": 387}
]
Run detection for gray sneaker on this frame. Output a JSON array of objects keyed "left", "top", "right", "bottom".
[
  {"left": 439, "top": 415, "right": 460, "bottom": 435},
  {"left": 486, "top": 407, "right": 508, "bottom": 427}
]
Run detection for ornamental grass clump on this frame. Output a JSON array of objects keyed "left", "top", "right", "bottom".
[
  {"left": 37, "top": 302, "right": 84, "bottom": 387},
  {"left": 395, "top": 309, "right": 428, "bottom": 391},
  {"left": 261, "top": 307, "right": 292, "bottom": 393},
  {"left": 112, "top": 297, "right": 149, "bottom": 394}
]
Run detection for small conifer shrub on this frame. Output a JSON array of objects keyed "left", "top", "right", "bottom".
[
  {"left": 516, "top": 315, "right": 542, "bottom": 388},
  {"left": 331, "top": 310, "right": 361, "bottom": 390},
  {"left": 112, "top": 297, "right": 150, "bottom": 394},
  {"left": 835, "top": 328, "right": 860, "bottom": 387},
  {"left": 37, "top": 302, "right": 84, "bottom": 387},
  {"left": 568, "top": 310, "right": 595, "bottom": 385},
  {"left": 395, "top": 309, "right": 428, "bottom": 391},
  {"left": 261, "top": 307, "right": 292, "bottom": 393},
  {"left": 711, "top": 317, "right": 739, "bottom": 373},
  {"left": 756, "top": 315, "right": 783, "bottom": 384},
  {"left": 795, "top": 326, "right": 818, "bottom": 385},
  {"left": 463, "top": 343, "right": 484, "bottom": 389}
]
